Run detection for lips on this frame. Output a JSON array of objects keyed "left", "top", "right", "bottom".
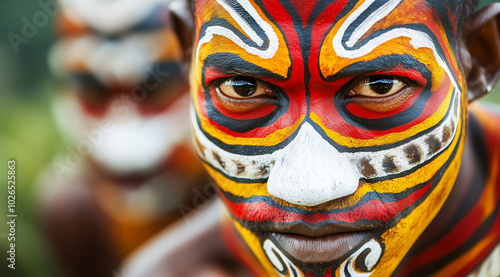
[
  {"left": 260, "top": 222, "right": 375, "bottom": 263},
  {"left": 273, "top": 231, "right": 371, "bottom": 263}
]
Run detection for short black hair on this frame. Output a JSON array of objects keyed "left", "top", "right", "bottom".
[
  {"left": 458, "top": 0, "right": 481, "bottom": 30},
  {"left": 191, "top": 0, "right": 480, "bottom": 28}
]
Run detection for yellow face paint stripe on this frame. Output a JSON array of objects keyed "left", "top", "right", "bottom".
[
  {"left": 233, "top": 220, "right": 285, "bottom": 277},
  {"left": 374, "top": 138, "right": 465, "bottom": 276},
  {"left": 203, "top": 163, "right": 270, "bottom": 198},
  {"left": 196, "top": 112, "right": 305, "bottom": 146},
  {"left": 430, "top": 234, "right": 497, "bottom": 277},
  {"left": 196, "top": 0, "right": 291, "bottom": 78}
]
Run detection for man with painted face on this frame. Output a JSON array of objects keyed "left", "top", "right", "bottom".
[
  {"left": 185, "top": 0, "right": 500, "bottom": 276},
  {"left": 121, "top": 0, "right": 500, "bottom": 276},
  {"left": 37, "top": 1, "right": 209, "bottom": 276}
]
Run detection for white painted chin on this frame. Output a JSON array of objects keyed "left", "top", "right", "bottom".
[{"left": 53, "top": 93, "right": 191, "bottom": 176}]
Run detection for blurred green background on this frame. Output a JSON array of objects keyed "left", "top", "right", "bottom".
[
  {"left": 1, "top": 0, "right": 500, "bottom": 277},
  {"left": 0, "top": 1, "right": 63, "bottom": 277}
]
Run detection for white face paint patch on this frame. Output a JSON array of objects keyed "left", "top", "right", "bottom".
[
  {"left": 266, "top": 123, "right": 361, "bottom": 206},
  {"left": 63, "top": 0, "right": 169, "bottom": 35},
  {"left": 50, "top": 31, "right": 169, "bottom": 87},
  {"left": 263, "top": 239, "right": 301, "bottom": 277},
  {"left": 339, "top": 239, "right": 383, "bottom": 277},
  {"left": 55, "top": 93, "right": 191, "bottom": 175},
  {"left": 195, "top": 0, "right": 279, "bottom": 60}
]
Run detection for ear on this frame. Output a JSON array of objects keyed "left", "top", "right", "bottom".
[
  {"left": 462, "top": 3, "right": 500, "bottom": 102},
  {"left": 168, "top": 0, "right": 195, "bottom": 65}
]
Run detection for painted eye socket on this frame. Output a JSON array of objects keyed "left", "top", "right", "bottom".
[
  {"left": 350, "top": 76, "right": 405, "bottom": 97},
  {"left": 347, "top": 75, "right": 415, "bottom": 113},
  {"left": 71, "top": 79, "right": 110, "bottom": 116},
  {"left": 214, "top": 76, "right": 276, "bottom": 113}
]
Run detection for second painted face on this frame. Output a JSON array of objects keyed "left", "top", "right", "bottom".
[
  {"left": 191, "top": 0, "right": 468, "bottom": 276},
  {"left": 51, "top": 0, "right": 192, "bottom": 175}
]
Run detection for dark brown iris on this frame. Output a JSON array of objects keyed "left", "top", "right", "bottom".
[
  {"left": 368, "top": 76, "right": 395, "bottom": 95},
  {"left": 230, "top": 76, "right": 257, "bottom": 97}
]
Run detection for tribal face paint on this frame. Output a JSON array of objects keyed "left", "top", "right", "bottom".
[
  {"left": 191, "top": 0, "right": 467, "bottom": 276},
  {"left": 51, "top": 0, "right": 192, "bottom": 175}
]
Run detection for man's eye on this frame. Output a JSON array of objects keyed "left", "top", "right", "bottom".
[
  {"left": 350, "top": 76, "right": 406, "bottom": 97},
  {"left": 218, "top": 76, "right": 272, "bottom": 98},
  {"left": 214, "top": 76, "right": 276, "bottom": 113}
]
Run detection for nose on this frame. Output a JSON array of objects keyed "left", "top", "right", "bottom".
[{"left": 267, "top": 123, "right": 360, "bottom": 206}]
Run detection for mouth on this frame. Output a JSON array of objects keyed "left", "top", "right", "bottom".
[
  {"left": 261, "top": 223, "right": 375, "bottom": 263},
  {"left": 272, "top": 231, "right": 371, "bottom": 263}
]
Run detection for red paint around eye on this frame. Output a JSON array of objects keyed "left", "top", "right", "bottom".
[
  {"left": 76, "top": 99, "right": 107, "bottom": 117},
  {"left": 345, "top": 85, "right": 424, "bottom": 120},
  {"left": 196, "top": 82, "right": 305, "bottom": 138},
  {"left": 386, "top": 68, "right": 427, "bottom": 87},
  {"left": 205, "top": 67, "right": 236, "bottom": 86},
  {"left": 210, "top": 88, "right": 278, "bottom": 120},
  {"left": 311, "top": 75, "right": 452, "bottom": 139}
]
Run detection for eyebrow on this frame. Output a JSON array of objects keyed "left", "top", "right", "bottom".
[
  {"left": 323, "top": 54, "right": 432, "bottom": 82},
  {"left": 202, "top": 52, "right": 290, "bottom": 81},
  {"left": 69, "top": 73, "right": 105, "bottom": 88}
]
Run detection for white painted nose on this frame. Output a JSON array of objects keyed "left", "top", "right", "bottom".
[{"left": 267, "top": 123, "right": 360, "bottom": 206}]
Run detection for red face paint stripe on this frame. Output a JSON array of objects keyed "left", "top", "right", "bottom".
[
  {"left": 345, "top": 86, "right": 424, "bottom": 120},
  {"left": 204, "top": 67, "right": 238, "bottom": 86},
  {"left": 219, "top": 182, "right": 431, "bottom": 225},
  {"left": 419, "top": 12, "right": 462, "bottom": 79},
  {"left": 209, "top": 89, "right": 278, "bottom": 120}
]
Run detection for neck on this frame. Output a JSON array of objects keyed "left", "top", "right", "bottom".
[{"left": 395, "top": 106, "right": 500, "bottom": 276}]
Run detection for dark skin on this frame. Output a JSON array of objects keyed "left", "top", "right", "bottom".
[{"left": 120, "top": 3, "right": 500, "bottom": 276}]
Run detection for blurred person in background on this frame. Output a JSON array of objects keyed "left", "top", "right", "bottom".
[{"left": 35, "top": 0, "right": 210, "bottom": 276}]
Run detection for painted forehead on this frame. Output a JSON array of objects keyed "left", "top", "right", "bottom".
[
  {"left": 194, "top": 0, "right": 462, "bottom": 75},
  {"left": 192, "top": 0, "right": 463, "bottom": 180},
  {"left": 52, "top": 0, "right": 184, "bottom": 87}
]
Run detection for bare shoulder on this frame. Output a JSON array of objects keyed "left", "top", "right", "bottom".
[
  {"left": 34, "top": 164, "right": 119, "bottom": 277},
  {"left": 119, "top": 199, "right": 251, "bottom": 277},
  {"left": 35, "top": 164, "right": 101, "bottom": 228}
]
